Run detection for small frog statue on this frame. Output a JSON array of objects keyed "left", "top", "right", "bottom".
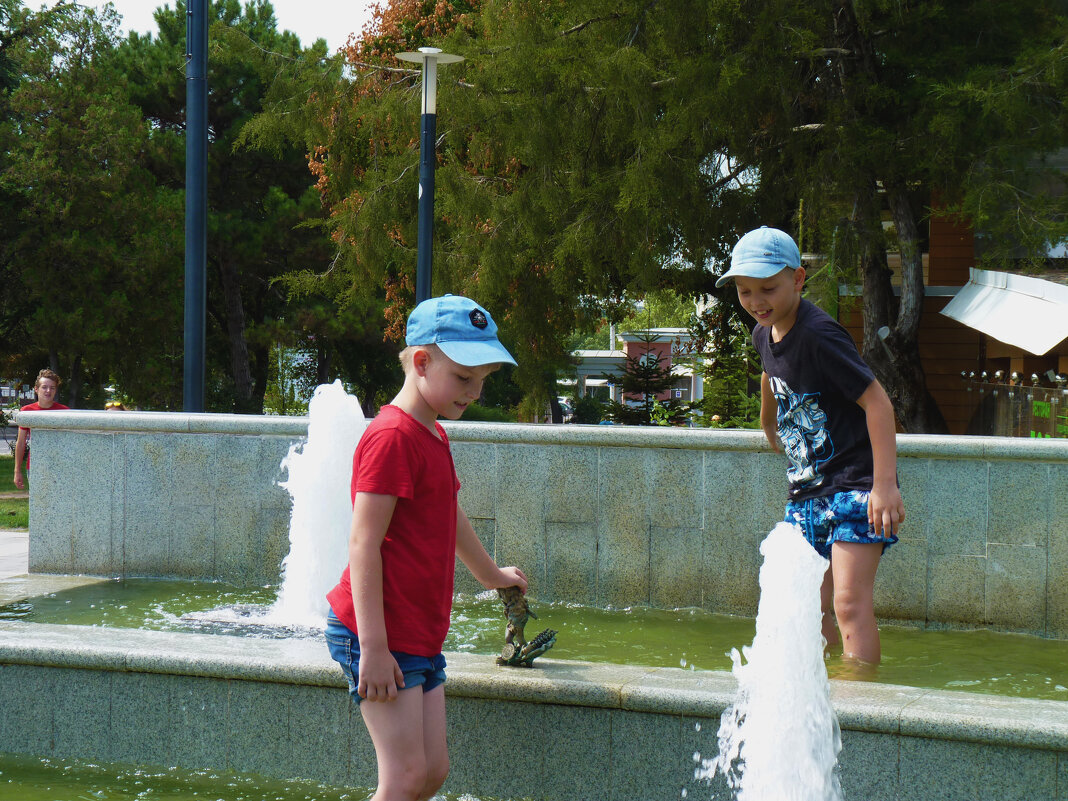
[{"left": 496, "top": 585, "right": 556, "bottom": 667}]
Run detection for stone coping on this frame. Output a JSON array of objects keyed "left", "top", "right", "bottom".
[
  {"left": 15, "top": 410, "right": 1068, "bottom": 462},
  {"left": 1, "top": 621, "right": 1065, "bottom": 752}
]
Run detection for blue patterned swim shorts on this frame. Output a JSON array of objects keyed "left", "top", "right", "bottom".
[{"left": 784, "top": 490, "right": 898, "bottom": 559}]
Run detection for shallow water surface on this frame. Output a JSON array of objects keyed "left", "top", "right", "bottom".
[
  {"left": 0, "top": 754, "right": 502, "bottom": 801},
  {"left": 2, "top": 579, "right": 1067, "bottom": 701}
]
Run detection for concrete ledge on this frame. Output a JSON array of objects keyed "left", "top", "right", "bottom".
[
  {"left": 2, "top": 623, "right": 1066, "bottom": 799},
  {"left": 16, "top": 409, "right": 309, "bottom": 437},
  {"left": 1, "top": 621, "right": 1065, "bottom": 753},
  {"left": 19, "top": 410, "right": 1068, "bottom": 463}
]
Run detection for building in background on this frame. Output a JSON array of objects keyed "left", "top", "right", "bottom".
[{"left": 569, "top": 327, "right": 703, "bottom": 406}]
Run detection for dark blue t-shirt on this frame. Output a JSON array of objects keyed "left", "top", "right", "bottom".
[{"left": 754, "top": 299, "right": 876, "bottom": 501}]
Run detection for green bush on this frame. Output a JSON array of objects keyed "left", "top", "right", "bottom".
[
  {"left": 463, "top": 403, "right": 517, "bottom": 423},
  {"left": 569, "top": 395, "right": 605, "bottom": 424}
]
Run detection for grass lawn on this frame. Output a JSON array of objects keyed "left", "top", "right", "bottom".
[
  {"left": 0, "top": 499, "right": 28, "bottom": 528},
  {"left": 0, "top": 454, "right": 29, "bottom": 529}
]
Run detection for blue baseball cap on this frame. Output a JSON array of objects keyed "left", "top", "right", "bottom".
[
  {"left": 715, "top": 226, "right": 801, "bottom": 288},
  {"left": 405, "top": 295, "right": 517, "bottom": 367}
]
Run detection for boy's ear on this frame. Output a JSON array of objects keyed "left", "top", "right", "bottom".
[
  {"left": 793, "top": 266, "right": 806, "bottom": 291},
  {"left": 412, "top": 347, "right": 431, "bottom": 375}
]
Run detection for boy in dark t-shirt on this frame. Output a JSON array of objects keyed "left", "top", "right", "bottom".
[
  {"left": 716, "top": 226, "right": 905, "bottom": 665},
  {"left": 325, "top": 295, "right": 529, "bottom": 801}
]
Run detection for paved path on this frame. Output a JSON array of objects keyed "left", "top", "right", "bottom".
[{"left": 0, "top": 528, "right": 28, "bottom": 578}]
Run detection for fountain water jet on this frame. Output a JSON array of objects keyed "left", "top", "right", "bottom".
[
  {"left": 269, "top": 381, "right": 366, "bottom": 628},
  {"left": 697, "top": 522, "right": 843, "bottom": 801}
]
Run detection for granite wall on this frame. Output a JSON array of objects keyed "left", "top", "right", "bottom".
[
  {"left": 18, "top": 410, "right": 1068, "bottom": 637},
  {"left": 2, "top": 622, "right": 1066, "bottom": 801}
]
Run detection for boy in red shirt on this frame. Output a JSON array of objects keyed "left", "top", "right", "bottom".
[
  {"left": 14, "top": 368, "right": 69, "bottom": 490},
  {"left": 325, "top": 295, "right": 527, "bottom": 801}
]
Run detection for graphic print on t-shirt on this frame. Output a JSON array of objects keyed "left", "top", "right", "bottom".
[{"left": 771, "top": 375, "right": 835, "bottom": 490}]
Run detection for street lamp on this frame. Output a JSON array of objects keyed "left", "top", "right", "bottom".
[
  {"left": 396, "top": 47, "right": 464, "bottom": 303},
  {"left": 184, "top": 0, "right": 208, "bottom": 412}
]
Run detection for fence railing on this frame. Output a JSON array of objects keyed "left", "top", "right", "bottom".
[{"left": 963, "top": 371, "right": 1068, "bottom": 438}]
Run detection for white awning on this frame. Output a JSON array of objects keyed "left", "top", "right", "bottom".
[{"left": 939, "top": 268, "right": 1068, "bottom": 355}]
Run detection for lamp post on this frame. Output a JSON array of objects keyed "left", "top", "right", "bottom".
[
  {"left": 396, "top": 47, "right": 464, "bottom": 303},
  {"left": 183, "top": 0, "right": 208, "bottom": 412}
]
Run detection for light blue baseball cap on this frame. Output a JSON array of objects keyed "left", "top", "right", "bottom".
[
  {"left": 715, "top": 226, "right": 801, "bottom": 288},
  {"left": 405, "top": 295, "right": 517, "bottom": 367}
]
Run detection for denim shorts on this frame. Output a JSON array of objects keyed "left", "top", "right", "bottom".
[
  {"left": 325, "top": 612, "right": 446, "bottom": 704},
  {"left": 784, "top": 490, "right": 898, "bottom": 559}
]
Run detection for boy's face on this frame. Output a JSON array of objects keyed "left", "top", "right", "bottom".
[
  {"left": 734, "top": 267, "right": 805, "bottom": 333},
  {"left": 416, "top": 349, "right": 498, "bottom": 420},
  {"left": 35, "top": 378, "right": 58, "bottom": 407}
]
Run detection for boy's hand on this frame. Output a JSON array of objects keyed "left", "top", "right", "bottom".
[
  {"left": 357, "top": 645, "right": 405, "bottom": 702},
  {"left": 13, "top": 469, "right": 24, "bottom": 490},
  {"left": 491, "top": 566, "right": 528, "bottom": 594},
  {"left": 868, "top": 485, "right": 905, "bottom": 539},
  {"left": 762, "top": 425, "right": 782, "bottom": 454}
]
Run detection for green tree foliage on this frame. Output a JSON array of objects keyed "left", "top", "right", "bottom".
[
  {"left": 690, "top": 0, "right": 1067, "bottom": 432},
  {"left": 0, "top": 1, "right": 183, "bottom": 407},
  {"left": 569, "top": 289, "right": 693, "bottom": 351},
  {"left": 295, "top": 0, "right": 1065, "bottom": 431},
  {"left": 690, "top": 298, "right": 761, "bottom": 428},
  {"left": 115, "top": 0, "right": 338, "bottom": 412}
]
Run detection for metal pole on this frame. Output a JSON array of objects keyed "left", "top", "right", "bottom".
[
  {"left": 397, "top": 48, "right": 463, "bottom": 304},
  {"left": 415, "top": 102, "right": 437, "bottom": 304},
  {"left": 183, "top": 0, "right": 208, "bottom": 412}
]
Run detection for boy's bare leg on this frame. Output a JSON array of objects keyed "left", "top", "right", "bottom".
[
  {"left": 829, "top": 541, "right": 883, "bottom": 664},
  {"left": 418, "top": 685, "right": 449, "bottom": 799},
  {"left": 819, "top": 567, "right": 840, "bottom": 650},
  {"left": 361, "top": 685, "right": 449, "bottom": 801}
]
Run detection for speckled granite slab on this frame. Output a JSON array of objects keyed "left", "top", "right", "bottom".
[{"left": 0, "top": 622, "right": 1065, "bottom": 801}]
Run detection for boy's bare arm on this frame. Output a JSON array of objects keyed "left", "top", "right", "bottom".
[
  {"left": 13, "top": 428, "right": 27, "bottom": 489},
  {"left": 760, "top": 372, "right": 781, "bottom": 452},
  {"left": 349, "top": 491, "right": 405, "bottom": 701},
  {"left": 455, "top": 507, "right": 528, "bottom": 593},
  {"left": 856, "top": 380, "right": 905, "bottom": 538}
]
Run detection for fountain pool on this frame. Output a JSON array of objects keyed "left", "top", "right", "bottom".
[
  {"left": 0, "top": 752, "right": 372, "bottom": 801},
  {"left": 2, "top": 576, "right": 1068, "bottom": 701},
  {"left": 8, "top": 394, "right": 1068, "bottom": 800}
]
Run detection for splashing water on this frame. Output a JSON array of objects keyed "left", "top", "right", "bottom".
[
  {"left": 696, "top": 522, "right": 843, "bottom": 801},
  {"left": 268, "top": 381, "right": 367, "bottom": 628}
]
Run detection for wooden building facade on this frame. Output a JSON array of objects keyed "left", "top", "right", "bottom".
[{"left": 838, "top": 216, "right": 1068, "bottom": 435}]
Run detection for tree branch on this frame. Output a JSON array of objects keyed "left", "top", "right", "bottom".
[
  {"left": 560, "top": 13, "right": 624, "bottom": 37},
  {"left": 349, "top": 59, "right": 419, "bottom": 76}
]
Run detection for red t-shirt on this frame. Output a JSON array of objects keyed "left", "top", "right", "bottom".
[
  {"left": 326, "top": 405, "right": 460, "bottom": 656},
  {"left": 18, "top": 401, "right": 70, "bottom": 466}
]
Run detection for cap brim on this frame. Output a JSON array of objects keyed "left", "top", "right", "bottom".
[
  {"left": 438, "top": 340, "right": 518, "bottom": 367},
  {"left": 714, "top": 262, "right": 793, "bottom": 288}
]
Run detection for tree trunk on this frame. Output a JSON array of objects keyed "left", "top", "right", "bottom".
[
  {"left": 875, "top": 181, "right": 949, "bottom": 433},
  {"left": 833, "top": 1, "right": 949, "bottom": 434},
  {"left": 852, "top": 183, "right": 948, "bottom": 433},
  {"left": 250, "top": 342, "right": 269, "bottom": 415},
  {"left": 64, "top": 353, "right": 83, "bottom": 408},
  {"left": 217, "top": 257, "right": 256, "bottom": 413},
  {"left": 548, "top": 392, "right": 563, "bottom": 424},
  {"left": 316, "top": 339, "right": 331, "bottom": 385}
]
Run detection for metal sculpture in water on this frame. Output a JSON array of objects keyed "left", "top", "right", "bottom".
[{"left": 496, "top": 585, "right": 556, "bottom": 667}]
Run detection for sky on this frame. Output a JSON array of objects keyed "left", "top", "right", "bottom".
[{"left": 87, "top": 0, "right": 378, "bottom": 54}]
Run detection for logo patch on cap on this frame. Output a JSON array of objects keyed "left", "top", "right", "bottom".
[{"left": 469, "top": 309, "right": 488, "bottom": 329}]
